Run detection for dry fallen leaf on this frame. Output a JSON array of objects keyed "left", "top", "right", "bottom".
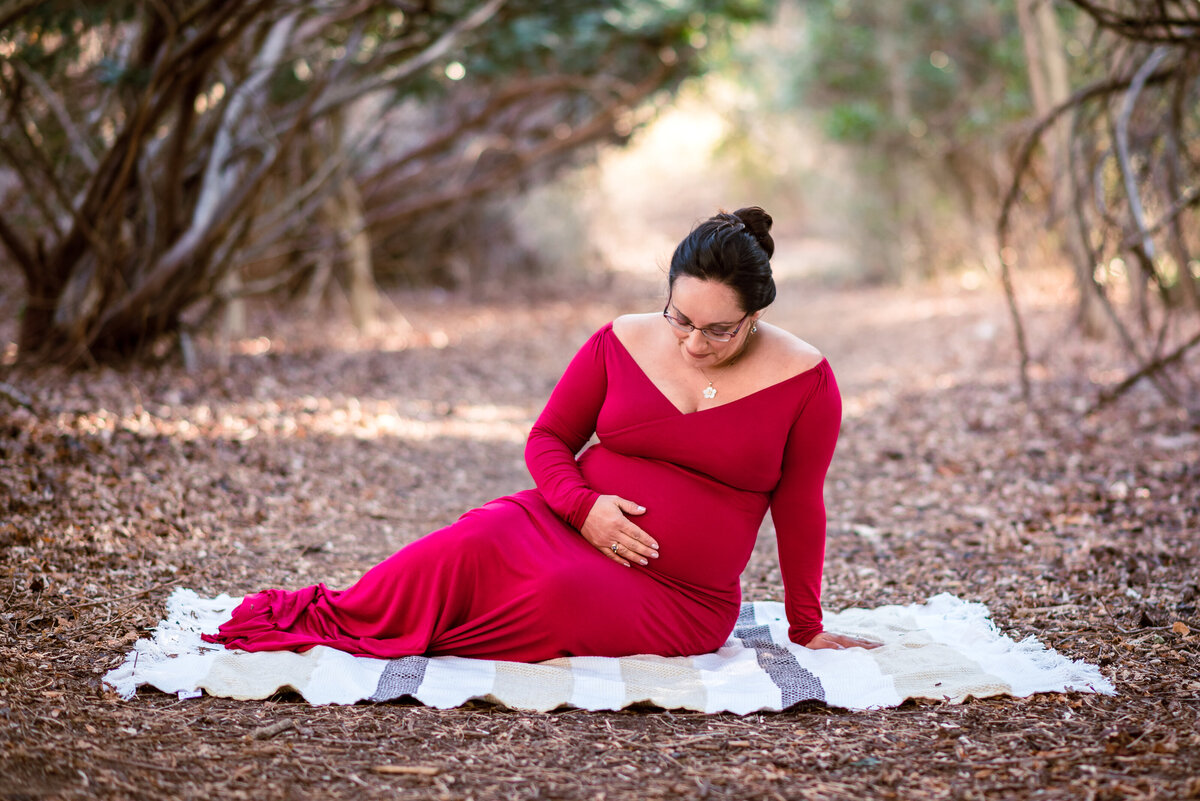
[
  {"left": 1172, "top": 621, "right": 1190, "bottom": 636},
  {"left": 248, "top": 719, "right": 294, "bottom": 740},
  {"left": 372, "top": 765, "right": 442, "bottom": 776}
]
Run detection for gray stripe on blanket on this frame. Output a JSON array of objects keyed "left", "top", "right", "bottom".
[
  {"left": 370, "top": 656, "right": 430, "bottom": 702},
  {"left": 735, "top": 623, "right": 825, "bottom": 706}
]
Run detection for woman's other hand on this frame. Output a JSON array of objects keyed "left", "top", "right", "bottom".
[
  {"left": 580, "top": 495, "right": 659, "bottom": 567},
  {"left": 804, "top": 632, "right": 882, "bottom": 650}
]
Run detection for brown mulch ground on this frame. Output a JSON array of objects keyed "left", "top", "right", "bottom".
[{"left": 1, "top": 272, "right": 1198, "bottom": 800}]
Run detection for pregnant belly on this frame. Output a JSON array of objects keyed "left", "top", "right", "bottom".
[{"left": 578, "top": 446, "right": 768, "bottom": 590}]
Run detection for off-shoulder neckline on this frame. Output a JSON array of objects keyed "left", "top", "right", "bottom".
[{"left": 605, "top": 323, "right": 827, "bottom": 417}]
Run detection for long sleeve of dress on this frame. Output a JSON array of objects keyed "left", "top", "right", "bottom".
[
  {"left": 770, "top": 363, "right": 842, "bottom": 646},
  {"left": 524, "top": 325, "right": 610, "bottom": 530}
]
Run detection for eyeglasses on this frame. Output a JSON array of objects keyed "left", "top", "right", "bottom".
[{"left": 662, "top": 302, "right": 750, "bottom": 342}]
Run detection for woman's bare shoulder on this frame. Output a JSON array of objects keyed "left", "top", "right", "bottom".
[
  {"left": 611, "top": 313, "right": 663, "bottom": 348},
  {"left": 756, "top": 323, "right": 825, "bottom": 379}
]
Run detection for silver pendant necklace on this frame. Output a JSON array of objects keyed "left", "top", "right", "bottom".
[{"left": 694, "top": 321, "right": 757, "bottom": 401}]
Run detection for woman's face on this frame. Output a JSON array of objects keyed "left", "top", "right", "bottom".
[{"left": 665, "top": 276, "right": 759, "bottom": 368}]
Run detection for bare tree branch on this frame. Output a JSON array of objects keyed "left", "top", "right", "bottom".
[
  {"left": 1120, "top": 184, "right": 1200, "bottom": 249},
  {"left": 0, "top": 210, "right": 38, "bottom": 281},
  {"left": 998, "top": 66, "right": 1176, "bottom": 246},
  {"left": 0, "top": 0, "right": 40, "bottom": 32},
  {"left": 11, "top": 59, "right": 99, "bottom": 172},
  {"left": 362, "top": 73, "right": 627, "bottom": 200},
  {"left": 93, "top": 12, "right": 301, "bottom": 336},
  {"left": 999, "top": 0, "right": 1200, "bottom": 414},
  {"left": 10, "top": 103, "right": 114, "bottom": 264},
  {"left": 1069, "top": 0, "right": 1200, "bottom": 43},
  {"left": 1112, "top": 47, "right": 1169, "bottom": 263},
  {"left": 366, "top": 65, "right": 665, "bottom": 232},
  {"left": 0, "top": 135, "right": 66, "bottom": 241},
  {"left": 1088, "top": 326, "right": 1200, "bottom": 413},
  {"left": 306, "top": 0, "right": 507, "bottom": 119}
]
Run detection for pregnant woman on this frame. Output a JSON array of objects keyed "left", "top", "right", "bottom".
[{"left": 203, "top": 206, "right": 879, "bottom": 659}]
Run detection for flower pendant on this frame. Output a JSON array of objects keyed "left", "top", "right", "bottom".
[{"left": 702, "top": 384, "right": 717, "bottom": 400}]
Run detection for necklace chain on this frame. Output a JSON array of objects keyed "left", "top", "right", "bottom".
[{"left": 692, "top": 320, "right": 757, "bottom": 401}]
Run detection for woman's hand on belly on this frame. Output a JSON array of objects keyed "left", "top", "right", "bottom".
[{"left": 580, "top": 495, "right": 660, "bottom": 567}]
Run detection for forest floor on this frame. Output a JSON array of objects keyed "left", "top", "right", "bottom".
[{"left": 1, "top": 271, "right": 1198, "bottom": 801}]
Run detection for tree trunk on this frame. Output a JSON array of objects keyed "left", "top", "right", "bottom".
[
  {"left": 334, "top": 177, "right": 378, "bottom": 332},
  {"left": 877, "top": 7, "right": 927, "bottom": 282},
  {"left": 305, "top": 107, "right": 379, "bottom": 330},
  {"left": 1016, "top": 0, "right": 1105, "bottom": 335}
]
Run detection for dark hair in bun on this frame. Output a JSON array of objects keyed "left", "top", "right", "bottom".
[{"left": 668, "top": 206, "right": 776, "bottom": 313}]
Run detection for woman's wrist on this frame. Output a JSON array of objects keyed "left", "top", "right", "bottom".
[{"left": 799, "top": 630, "right": 824, "bottom": 647}]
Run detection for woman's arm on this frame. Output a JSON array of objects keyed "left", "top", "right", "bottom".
[
  {"left": 524, "top": 326, "right": 611, "bottom": 530},
  {"left": 769, "top": 362, "right": 842, "bottom": 647},
  {"left": 525, "top": 324, "right": 658, "bottom": 567}
]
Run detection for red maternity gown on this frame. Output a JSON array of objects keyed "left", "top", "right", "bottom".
[{"left": 202, "top": 323, "right": 841, "bottom": 660}]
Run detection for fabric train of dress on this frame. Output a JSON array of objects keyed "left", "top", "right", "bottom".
[{"left": 202, "top": 323, "right": 841, "bottom": 661}]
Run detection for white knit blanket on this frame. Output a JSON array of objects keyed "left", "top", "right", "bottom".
[{"left": 104, "top": 590, "right": 1113, "bottom": 713}]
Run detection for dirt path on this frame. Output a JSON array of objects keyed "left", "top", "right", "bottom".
[{"left": 1, "top": 275, "right": 1197, "bottom": 800}]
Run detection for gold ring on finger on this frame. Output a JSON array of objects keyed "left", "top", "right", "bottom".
[{"left": 610, "top": 543, "right": 619, "bottom": 554}]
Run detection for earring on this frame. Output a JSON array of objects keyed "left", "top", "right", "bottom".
[{"left": 750, "top": 323, "right": 758, "bottom": 334}]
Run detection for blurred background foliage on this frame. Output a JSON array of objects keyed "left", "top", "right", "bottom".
[
  {"left": 0, "top": 0, "right": 1197, "bottom": 377},
  {"left": 0, "top": 0, "right": 770, "bottom": 365}
]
